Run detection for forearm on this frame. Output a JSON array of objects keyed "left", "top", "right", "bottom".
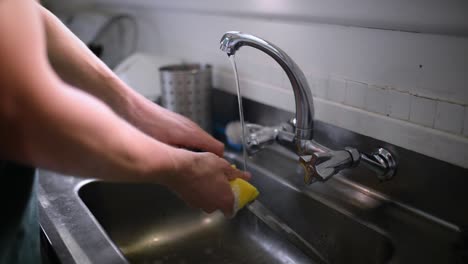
[
  {"left": 39, "top": 4, "right": 135, "bottom": 115},
  {"left": 2, "top": 76, "right": 177, "bottom": 183},
  {"left": 39, "top": 5, "right": 169, "bottom": 136},
  {"left": 38, "top": 4, "right": 224, "bottom": 156}
]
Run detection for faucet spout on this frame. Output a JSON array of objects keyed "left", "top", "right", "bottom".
[
  {"left": 220, "top": 31, "right": 314, "bottom": 146},
  {"left": 221, "top": 32, "right": 398, "bottom": 185}
]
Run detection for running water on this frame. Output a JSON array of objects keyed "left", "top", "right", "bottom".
[
  {"left": 230, "top": 56, "right": 261, "bottom": 235},
  {"left": 229, "top": 55, "right": 248, "bottom": 172}
]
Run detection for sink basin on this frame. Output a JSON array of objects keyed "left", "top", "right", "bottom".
[
  {"left": 79, "top": 181, "right": 315, "bottom": 264},
  {"left": 78, "top": 150, "right": 394, "bottom": 264},
  {"left": 243, "top": 149, "right": 394, "bottom": 263}
]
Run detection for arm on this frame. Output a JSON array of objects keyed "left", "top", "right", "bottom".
[
  {"left": 38, "top": 4, "right": 224, "bottom": 156},
  {"left": 0, "top": 0, "right": 246, "bottom": 216}
]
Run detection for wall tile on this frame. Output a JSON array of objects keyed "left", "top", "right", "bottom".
[
  {"left": 463, "top": 107, "right": 468, "bottom": 137},
  {"left": 345, "top": 81, "right": 367, "bottom": 109},
  {"left": 433, "top": 102, "right": 464, "bottom": 134},
  {"left": 386, "top": 90, "right": 411, "bottom": 120},
  {"left": 365, "top": 86, "right": 387, "bottom": 115},
  {"left": 249, "top": 64, "right": 270, "bottom": 85},
  {"left": 237, "top": 61, "right": 256, "bottom": 80},
  {"left": 264, "top": 65, "right": 285, "bottom": 88},
  {"left": 307, "top": 74, "right": 328, "bottom": 98},
  {"left": 101, "top": 7, "right": 468, "bottom": 168},
  {"left": 314, "top": 98, "right": 468, "bottom": 169},
  {"left": 327, "top": 78, "right": 346, "bottom": 103},
  {"left": 409, "top": 96, "right": 436, "bottom": 127}
]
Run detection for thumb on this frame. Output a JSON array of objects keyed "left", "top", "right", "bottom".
[{"left": 225, "top": 165, "right": 251, "bottom": 181}]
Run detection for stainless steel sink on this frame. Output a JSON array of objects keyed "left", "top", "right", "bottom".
[
  {"left": 77, "top": 149, "right": 393, "bottom": 264},
  {"left": 79, "top": 181, "right": 314, "bottom": 264},
  {"left": 39, "top": 146, "right": 462, "bottom": 264},
  {"left": 238, "top": 151, "right": 394, "bottom": 264}
]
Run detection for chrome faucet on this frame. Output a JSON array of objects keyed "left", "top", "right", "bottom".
[
  {"left": 220, "top": 31, "right": 397, "bottom": 184},
  {"left": 220, "top": 31, "right": 314, "bottom": 149}
]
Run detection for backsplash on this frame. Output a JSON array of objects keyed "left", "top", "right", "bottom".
[{"left": 48, "top": 1, "right": 468, "bottom": 168}]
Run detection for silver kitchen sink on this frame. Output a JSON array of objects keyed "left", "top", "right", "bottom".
[
  {"left": 79, "top": 181, "right": 315, "bottom": 264},
  {"left": 77, "top": 150, "right": 393, "bottom": 264},
  {"left": 39, "top": 146, "right": 461, "bottom": 264}
]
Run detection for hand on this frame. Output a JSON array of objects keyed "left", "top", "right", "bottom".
[
  {"left": 161, "top": 149, "right": 250, "bottom": 217},
  {"left": 125, "top": 96, "right": 224, "bottom": 156}
]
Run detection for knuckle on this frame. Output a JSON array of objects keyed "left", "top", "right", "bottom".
[{"left": 204, "top": 207, "right": 216, "bottom": 214}]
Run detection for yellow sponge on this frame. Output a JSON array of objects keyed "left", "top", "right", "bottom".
[{"left": 229, "top": 165, "right": 259, "bottom": 215}]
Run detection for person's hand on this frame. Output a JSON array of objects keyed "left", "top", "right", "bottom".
[
  {"left": 125, "top": 97, "right": 224, "bottom": 156},
  {"left": 160, "top": 149, "right": 250, "bottom": 217}
]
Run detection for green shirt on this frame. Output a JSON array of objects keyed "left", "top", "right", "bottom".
[{"left": 0, "top": 162, "right": 40, "bottom": 264}]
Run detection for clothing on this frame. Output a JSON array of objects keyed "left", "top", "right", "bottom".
[{"left": 0, "top": 161, "right": 40, "bottom": 264}]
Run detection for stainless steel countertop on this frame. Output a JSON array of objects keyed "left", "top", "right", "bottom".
[
  {"left": 38, "top": 174, "right": 128, "bottom": 264},
  {"left": 39, "top": 146, "right": 465, "bottom": 264}
]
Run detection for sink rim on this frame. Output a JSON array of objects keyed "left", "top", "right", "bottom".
[
  {"left": 78, "top": 179, "right": 324, "bottom": 264},
  {"left": 39, "top": 148, "right": 458, "bottom": 264},
  {"left": 38, "top": 173, "right": 129, "bottom": 264},
  {"left": 38, "top": 149, "right": 392, "bottom": 264},
  {"left": 74, "top": 150, "right": 395, "bottom": 264}
]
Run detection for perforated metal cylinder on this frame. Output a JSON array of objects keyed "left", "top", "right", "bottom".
[{"left": 160, "top": 64, "right": 212, "bottom": 132}]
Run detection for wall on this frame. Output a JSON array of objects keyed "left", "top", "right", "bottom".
[{"left": 48, "top": 1, "right": 468, "bottom": 168}]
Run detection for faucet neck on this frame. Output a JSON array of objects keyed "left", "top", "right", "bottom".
[{"left": 220, "top": 31, "right": 314, "bottom": 141}]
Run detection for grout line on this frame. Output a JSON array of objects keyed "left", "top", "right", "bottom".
[
  {"left": 432, "top": 101, "right": 438, "bottom": 128},
  {"left": 463, "top": 107, "right": 468, "bottom": 138},
  {"left": 215, "top": 71, "right": 467, "bottom": 138},
  {"left": 232, "top": 64, "right": 467, "bottom": 108}
]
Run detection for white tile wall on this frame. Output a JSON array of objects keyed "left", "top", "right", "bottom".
[
  {"left": 409, "top": 96, "right": 437, "bottom": 127},
  {"left": 434, "top": 101, "right": 465, "bottom": 134},
  {"left": 327, "top": 78, "right": 346, "bottom": 103},
  {"left": 58, "top": 4, "right": 468, "bottom": 168},
  {"left": 386, "top": 90, "right": 411, "bottom": 120},
  {"left": 365, "top": 86, "right": 387, "bottom": 115},
  {"left": 345, "top": 81, "right": 367, "bottom": 109},
  {"left": 266, "top": 65, "right": 286, "bottom": 88},
  {"left": 464, "top": 107, "right": 468, "bottom": 137},
  {"left": 308, "top": 73, "right": 328, "bottom": 98},
  {"left": 256, "top": 82, "right": 468, "bottom": 168}
]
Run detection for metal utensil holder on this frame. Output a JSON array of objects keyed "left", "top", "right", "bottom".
[{"left": 160, "top": 64, "right": 212, "bottom": 132}]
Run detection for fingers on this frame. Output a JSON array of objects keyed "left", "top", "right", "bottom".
[
  {"left": 196, "top": 133, "right": 225, "bottom": 157},
  {"left": 191, "top": 121, "right": 224, "bottom": 156},
  {"left": 212, "top": 140, "right": 225, "bottom": 157},
  {"left": 219, "top": 190, "right": 235, "bottom": 217},
  {"left": 181, "top": 131, "right": 225, "bottom": 157},
  {"left": 216, "top": 155, "right": 251, "bottom": 181},
  {"left": 224, "top": 164, "right": 251, "bottom": 181},
  {"left": 171, "top": 152, "right": 246, "bottom": 218},
  {"left": 198, "top": 176, "right": 234, "bottom": 217},
  {"left": 241, "top": 171, "right": 252, "bottom": 180}
]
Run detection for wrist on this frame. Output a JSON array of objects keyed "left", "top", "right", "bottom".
[
  {"left": 141, "top": 143, "right": 188, "bottom": 187},
  {"left": 111, "top": 80, "right": 155, "bottom": 124}
]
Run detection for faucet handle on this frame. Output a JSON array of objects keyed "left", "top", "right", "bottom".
[
  {"left": 299, "top": 154, "right": 320, "bottom": 184},
  {"left": 299, "top": 147, "right": 397, "bottom": 185},
  {"left": 299, "top": 148, "right": 360, "bottom": 184},
  {"left": 360, "top": 148, "right": 397, "bottom": 181},
  {"left": 244, "top": 124, "right": 279, "bottom": 155}
]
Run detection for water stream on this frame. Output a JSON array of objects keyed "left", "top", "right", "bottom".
[
  {"left": 227, "top": 55, "right": 323, "bottom": 262},
  {"left": 229, "top": 55, "right": 248, "bottom": 172},
  {"left": 229, "top": 55, "right": 267, "bottom": 237}
]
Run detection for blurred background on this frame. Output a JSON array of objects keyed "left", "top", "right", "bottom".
[
  {"left": 41, "top": 0, "right": 468, "bottom": 169},
  {"left": 36, "top": 2, "right": 468, "bottom": 264}
]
